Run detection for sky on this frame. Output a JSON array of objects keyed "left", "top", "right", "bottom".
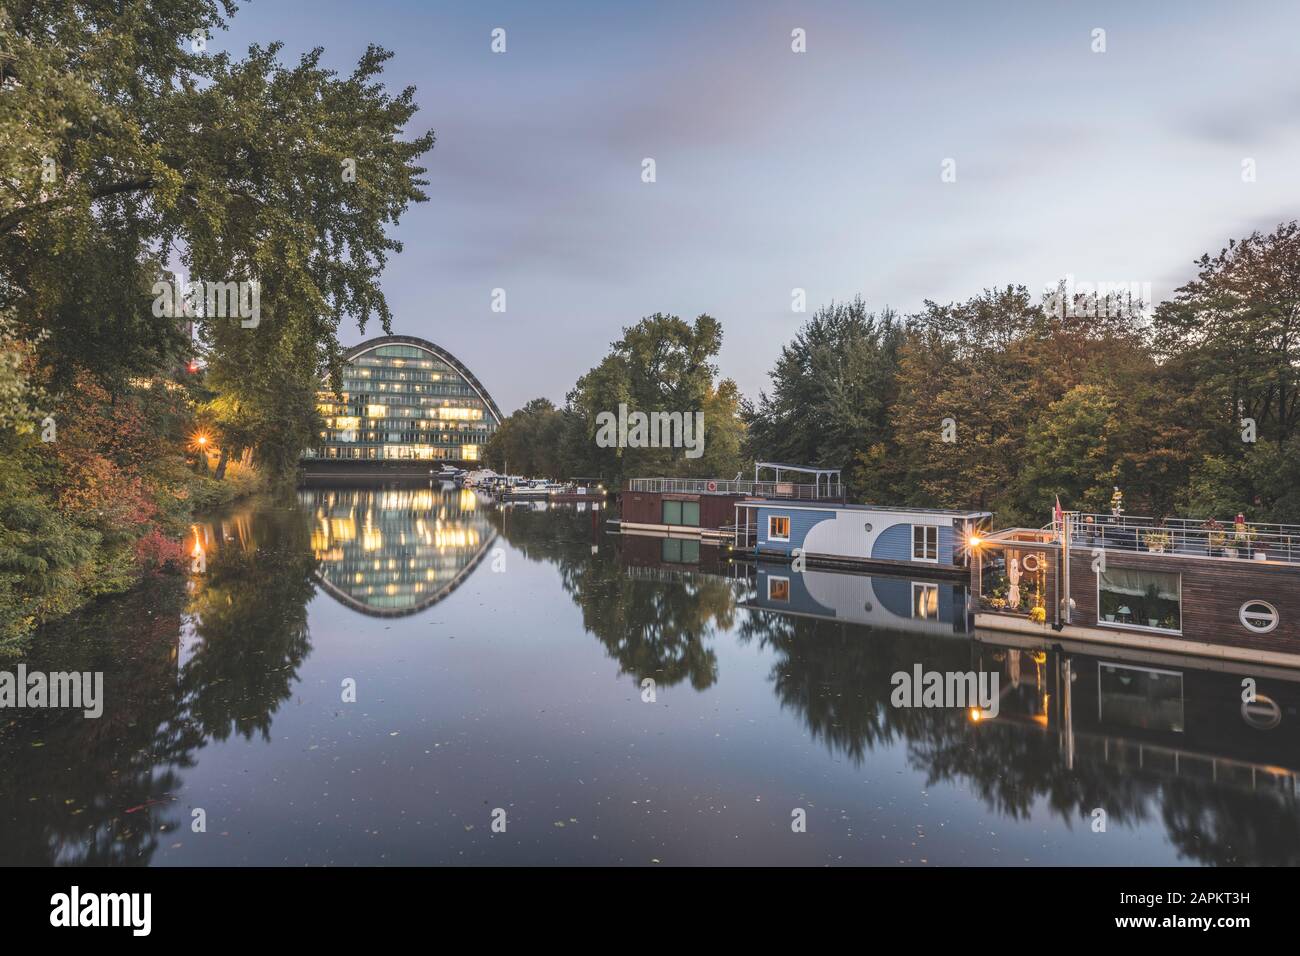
[{"left": 217, "top": 0, "right": 1300, "bottom": 413}]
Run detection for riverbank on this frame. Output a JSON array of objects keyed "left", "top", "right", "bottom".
[{"left": 0, "top": 375, "right": 267, "bottom": 655}]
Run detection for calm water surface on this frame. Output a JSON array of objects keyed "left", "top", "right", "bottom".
[{"left": 3, "top": 485, "right": 1299, "bottom": 866}]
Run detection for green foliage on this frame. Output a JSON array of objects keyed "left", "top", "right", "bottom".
[
  {"left": 1017, "top": 385, "right": 1118, "bottom": 515},
  {"left": 1, "top": 2, "right": 433, "bottom": 476},
  {"left": 0, "top": 1, "right": 428, "bottom": 645},
  {"left": 487, "top": 314, "right": 748, "bottom": 485},
  {"left": 745, "top": 298, "right": 903, "bottom": 469}
]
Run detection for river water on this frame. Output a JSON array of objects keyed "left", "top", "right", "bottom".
[{"left": 2, "top": 485, "right": 1298, "bottom": 865}]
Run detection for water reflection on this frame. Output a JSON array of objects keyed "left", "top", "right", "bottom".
[
  {"left": 301, "top": 486, "right": 496, "bottom": 616},
  {"left": 0, "top": 498, "right": 317, "bottom": 864},
  {"left": 610, "top": 533, "right": 1300, "bottom": 864},
  {"left": 493, "top": 512, "right": 740, "bottom": 690},
  {"left": 2, "top": 493, "right": 1299, "bottom": 865}
]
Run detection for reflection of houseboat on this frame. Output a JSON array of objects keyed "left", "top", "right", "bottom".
[
  {"left": 744, "top": 564, "right": 971, "bottom": 636},
  {"left": 972, "top": 632, "right": 1300, "bottom": 786},
  {"left": 971, "top": 511, "right": 1300, "bottom": 666},
  {"left": 618, "top": 531, "right": 730, "bottom": 579}
]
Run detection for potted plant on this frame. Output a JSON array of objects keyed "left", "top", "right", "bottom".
[
  {"left": 1029, "top": 605, "right": 1047, "bottom": 624},
  {"left": 1143, "top": 530, "right": 1170, "bottom": 553}
]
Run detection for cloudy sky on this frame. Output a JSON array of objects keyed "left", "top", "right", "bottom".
[{"left": 220, "top": 0, "right": 1300, "bottom": 413}]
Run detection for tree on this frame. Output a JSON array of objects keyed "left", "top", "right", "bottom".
[
  {"left": 745, "top": 298, "right": 902, "bottom": 472},
  {"left": 1, "top": 3, "right": 434, "bottom": 475},
  {"left": 1151, "top": 222, "right": 1300, "bottom": 522},
  {"left": 565, "top": 313, "right": 747, "bottom": 484},
  {"left": 1153, "top": 222, "right": 1300, "bottom": 451},
  {"left": 1015, "top": 384, "right": 1117, "bottom": 515},
  {"left": 484, "top": 398, "right": 571, "bottom": 477}
]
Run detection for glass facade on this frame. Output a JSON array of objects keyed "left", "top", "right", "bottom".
[{"left": 307, "top": 338, "right": 501, "bottom": 462}]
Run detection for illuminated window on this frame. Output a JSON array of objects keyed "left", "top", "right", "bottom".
[
  {"left": 912, "top": 583, "right": 939, "bottom": 619},
  {"left": 1098, "top": 568, "right": 1181, "bottom": 633},
  {"left": 912, "top": 525, "right": 938, "bottom": 562},
  {"left": 769, "top": 515, "right": 790, "bottom": 541}
]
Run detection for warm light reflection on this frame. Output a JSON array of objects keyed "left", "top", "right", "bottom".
[{"left": 302, "top": 487, "right": 495, "bottom": 616}]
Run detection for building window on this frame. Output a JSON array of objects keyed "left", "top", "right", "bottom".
[
  {"left": 912, "top": 583, "right": 938, "bottom": 619},
  {"left": 1098, "top": 568, "right": 1181, "bottom": 633},
  {"left": 1240, "top": 600, "right": 1280, "bottom": 634},
  {"left": 662, "top": 500, "right": 700, "bottom": 526},
  {"left": 912, "top": 525, "right": 938, "bottom": 562},
  {"left": 769, "top": 515, "right": 790, "bottom": 541},
  {"left": 768, "top": 576, "right": 790, "bottom": 601}
]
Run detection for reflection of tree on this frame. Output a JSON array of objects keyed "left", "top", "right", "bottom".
[
  {"left": 0, "top": 494, "right": 318, "bottom": 865},
  {"left": 1160, "top": 782, "right": 1300, "bottom": 865},
  {"left": 498, "top": 508, "right": 1300, "bottom": 862},
  {"left": 181, "top": 498, "right": 317, "bottom": 742},
  {"left": 737, "top": 603, "right": 1300, "bottom": 857},
  {"left": 0, "top": 578, "right": 197, "bottom": 865},
  {"left": 491, "top": 507, "right": 736, "bottom": 690}
]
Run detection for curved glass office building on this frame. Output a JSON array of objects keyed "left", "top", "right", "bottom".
[{"left": 308, "top": 335, "right": 503, "bottom": 463}]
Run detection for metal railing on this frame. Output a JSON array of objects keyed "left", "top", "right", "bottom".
[
  {"left": 1049, "top": 513, "right": 1300, "bottom": 565},
  {"left": 626, "top": 477, "right": 844, "bottom": 499}
]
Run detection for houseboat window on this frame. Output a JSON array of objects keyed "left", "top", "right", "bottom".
[
  {"left": 1098, "top": 662, "right": 1185, "bottom": 733},
  {"left": 662, "top": 500, "right": 700, "bottom": 527},
  {"left": 769, "top": 515, "right": 790, "bottom": 541},
  {"left": 1239, "top": 600, "right": 1279, "bottom": 634},
  {"left": 912, "top": 583, "right": 938, "bottom": 619},
  {"left": 1098, "top": 568, "right": 1181, "bottom": 633},
  {"left": 768, "top": 576, "right": 790, "bottom": 601},
  {"left": 661, "top": 537, "right": 701, "bottom": 563},
  {"left": 912, "top": 525, "right": 938, "bottom": 562}
]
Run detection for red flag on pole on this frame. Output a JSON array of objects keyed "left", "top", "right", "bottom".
[{"left": 1054, "top": 495, "right": 1064, "bottom": 531}]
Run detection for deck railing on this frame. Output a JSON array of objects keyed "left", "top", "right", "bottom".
[
  {"left": 626, "top": 477, "right": 844, "bottom": 500},
  {"left": 1049, "top": 513, "right": 1300, "bottom": 565}
]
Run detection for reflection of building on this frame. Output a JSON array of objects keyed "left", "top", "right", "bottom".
[
  {"left": 307, "top": 335, "right": 503, "bottom": 464},
  {"left": 303, "top": 487, "right": 496, "bottom": 616},
  {"left": 744, "top": 564, "right": 971, "bottom": 635}
]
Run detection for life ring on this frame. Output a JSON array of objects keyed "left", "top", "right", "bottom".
[{"left": 706, "top": 480, "right": 717, "bottom": 492}]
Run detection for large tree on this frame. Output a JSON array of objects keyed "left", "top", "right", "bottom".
[
  {"left": 1, "top": 1, "right": 434, "bottom": 472},
  {"left": 745, "top": 297, "right": 902, "bottom": 473},
  {"left": 1153, "top": 222, "right": 1300, "bottom": 521},
  {"left": 566, "top": 313, "right": 747, "bottom": 484}
]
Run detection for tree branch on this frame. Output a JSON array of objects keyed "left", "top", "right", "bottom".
[{"left": 0, "top": 177, "right": 157, "bottom": 236}]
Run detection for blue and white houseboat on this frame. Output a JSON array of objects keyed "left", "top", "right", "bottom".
[{"left": 733, "top": 499, "right": 991, "bottom": 576}]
